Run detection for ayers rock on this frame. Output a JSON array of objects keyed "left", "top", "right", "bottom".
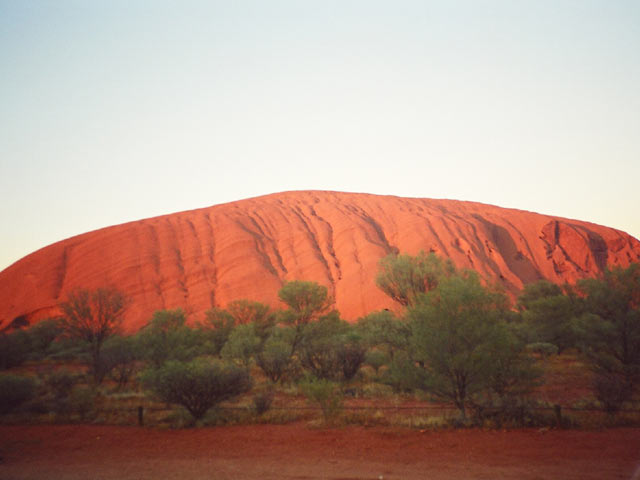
[{"left": 1, "top": 191, "right": 639, "bottom": 331}]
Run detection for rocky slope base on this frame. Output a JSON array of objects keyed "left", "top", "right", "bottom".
[{"left": 1, "top": 191, "right": 639, "bottom": 330}]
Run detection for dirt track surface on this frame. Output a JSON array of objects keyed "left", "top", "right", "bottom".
[{"left": 1, "top": 424, "right": 639, "bottom": 480}]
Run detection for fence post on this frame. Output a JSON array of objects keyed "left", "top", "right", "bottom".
[
  {"left": 138, "top": 406, "right": 144, "bottom": 426},
  {"left": 554, "top": 404, "right": 562, "bottom": 427}
]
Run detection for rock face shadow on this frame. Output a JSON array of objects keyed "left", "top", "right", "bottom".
[
  {"left": 472, "top": 214, "right": 543, "bottom": 286},
  {"left": 540, "top": 220, "right": 609, "bottom": 275}
]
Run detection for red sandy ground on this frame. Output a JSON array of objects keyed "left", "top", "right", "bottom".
[{"left": 1, "top": 424, "right": 639, "bottom": 480}]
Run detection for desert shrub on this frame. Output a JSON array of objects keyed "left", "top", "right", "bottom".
[
  {"left": 593, "top": 372, "right": 632, "bottom": 415},
  {"left": 517, "top": 280, "right": 581, "bottom": 352},
  {"left": 199, "top": 308, "right": 235, "bottom": 356},
  {"left": 576, "top": 264, "right": 640, "bottom": 404},
  {"left": 481, "top": 331, "right": 542, "bottom": 410},
  {"left": 299, "top": 376, "right": 343, "bottom": 424},
  {"left": 364, "top": 350, "right": 389, "bottom": 377},
  {"left": 278, "top": 281, "right": 335, "bottom": 357},
  {"left": 380, "top": 353, "right": 424, "bottom": 393},
  {"left": 253, "top": 389, "right": 274, "bottom": 415},
  {"left": 221, "top": 324, "right": 261, "bottom": 367},
  {"left": 58, "top": 286, "right": 128, "bottom": 384},
  {"left": 297, "top": 315, "right": 366, "bottom": 382},
  {"left": 338, "top": 335, "right": 367, "bottom": 381},
  {"left": 43, "top": 369, "right": 83, "bottom": 416},
  {"left": 410, "top": 270, "right": 540, "bottom": 419},
  {"left": 356, "top": 310, "right": 410, "bottom": 359},
  {"left": 0, "top": 374, "right": 37, "bottom": 414},
  {"left": 26, "top": 319, "right": 63, "bottom": 359},
  {"left": 141, "top": 359, "right": 252, "bottom": 422},
  {"left": 376, "top": 251, "right": 455, "bottom": 307},
  {"left": 0, "top": 330, "right": 31, "bottom": 369},
  {"left": 46, "top": 337, "right": 90, "bottom": 362},
  {"left": 67, "top": 387, "right": 96, "bottom": 421},
  {"left": 227, "top": 299, "right": 275, "bottom": 342},
  {"left": 297, "top": 316, "right": 346, "bottom": 380},
  {"left": 256, "top": 332, "right": 293, "bottom": 382},
  {"left": 99, "top": 335, "right": 140, "bottom": 389},
  {"left": 137, "top": 309, "right": 202, "bottom": 367}
]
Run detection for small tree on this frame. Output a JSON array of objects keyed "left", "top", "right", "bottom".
[
  {"left": 59, "top": 287, "right": 127, "bottom": 383},
  {"left": 380, "top": 352, "right": 426, "bottom": 393},
  {"left": 410, "top": 270, "right": 531, "bottom": 419},
  {"left": 221, "top": 324, "right": 261, "bottom": 367},
  {"left": 518, "top": 280, "right": 580, "bottom": 352},
  {"left": 480, "top": 328, "right": 542, "bottom": 412},
  {"left": 137, "top": 309, "right": 201, "bottom": 367},
  {"left": 26, "top": 319, "right": 63, "bottom": 359},
  {"left": 356, "top": 310, "right": 410, "bottom": 359},
  {"left": 100, "top": 335, "right": 140, "bottom": 389},
  {"left": 227, "top": 299, "right": 275, "bottom": 343},
  {"left": 199, "top": 307, "right": 235, "bottom": 356},
  {"left": 278, "top": 281, "right": 334, "bottom": 325},
  {"left": 364, "top": 350, "right": 389, "bottom": 376},
  {"left": 0, "top": 330, "right": 31, "bottom": 370},
  {"left": 577, "top": 263, "right": 640, "bottom": 411},
  {"left": 297, "top": 314, "right": 348, "bottom": 380},
  {"left": 256, "top": 329, "right": 294, "bottom": 382},
  {"left": 376, "top": 251, "right": 454, "bottom": 307},
  {"left": 278, "top": 280, "right": 334, "bottom": 356},
  {"left": 593, "top": 372, "right": 632, "bottom": 415},
  {"left": 299, "top": 376, "right": 343, "bottom": 424},
  {"left": 338, "top": 334, "right": 367, "bottom": 381},
  {"left": 141, "top": 359, "right": 252, "bottom": 422}
]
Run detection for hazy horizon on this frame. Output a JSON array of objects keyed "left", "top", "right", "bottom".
[{"left": 1, "top": 1, "right": 639, "bottom": 271}]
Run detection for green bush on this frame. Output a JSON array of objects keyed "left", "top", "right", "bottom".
[
  {"left": 364, "top": 350, "right": 389, "bottom": 375},
  {"left": 141, "top": 359, "right": 252, "bottom": 422},
  {"left": 67, "top": 387, "right": 96, "bottom": 421},
  {"left": 26, "top": 319, "right": 62, "bottom": 359},
  {"left": 0, "top": 374, "right": 37, "bottom": 414},
  {"left": 593, "top": 372, "right": 632, "bottom": 415},
  {"left": 338, "top": 337, "right": 367, "bottom": 381},
  {"left": 517, "top": 280, "right": 580, "bottom": 352},
  {"left": 356, "top": 310, "right": 410, "bottom": 358},
  {"left": 221, "top": 324, "right": 261, "bottom": 366},
  {"left": 299, "top": 376, "right": 343, "bottom": 424},
  {"left": 297, "top": 316, "right": 366, "bottom": 381},
  {"left": 256, "top": 333, "right": 293, "bottom": 382},
  {"left": 380, "top": 353, "right": 424, "bottom": 393},
  {"left": 409, "top": 270, "right": 540, "bottom": 419},
  {"left": 199, "top": 308, "right": 235, "bottom": 356},
  {"left": 99, "top": 335, "right": 140, "bottom": 389},
  {"left": 137, "top": 309, "right": 202, "bottom": 367},
  {"left": 253, "top": 389, "right": 274, "bottom": 415},
  {"left": 0, "top": 330, "right": 31, "bottom": 369}
]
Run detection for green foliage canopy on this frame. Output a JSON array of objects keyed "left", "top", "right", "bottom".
[
  {"left": 376, "top": 251, "right": 454, "bottom": 307},
  {"left": 137, "top": 309, "right": 202, "bottom": 367},
  {"left": 409, "top": 270, "right": 537, "bottom": 418},
  {"left": 141, "top": 359, "right": 252, "bottom": 421},
  {"left": 576, "top": 263, "right": 640, "bottom": 410},
  {"left": 517, "top": 280, "right": 581, "bottom": 352}
]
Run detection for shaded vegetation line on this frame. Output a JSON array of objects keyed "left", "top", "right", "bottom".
[{"left": 2, "top": 254, "right": 639, "bottom": 429}]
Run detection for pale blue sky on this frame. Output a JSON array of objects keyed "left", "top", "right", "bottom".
[{"left": 1, "top": 0, "right": 639, "bottom": 272}]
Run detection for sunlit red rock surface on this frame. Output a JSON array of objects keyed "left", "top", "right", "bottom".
[{"left": 1, "top": 191, "right": 639, "bottom": 331}]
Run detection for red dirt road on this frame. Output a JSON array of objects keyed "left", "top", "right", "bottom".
[{"left": 1, "top": 424, "right": 639, "bottom": 480}]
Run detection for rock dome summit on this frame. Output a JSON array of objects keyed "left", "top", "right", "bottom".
[{"left": 1, "top": 191, "right": 639, "bottom": 330}]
